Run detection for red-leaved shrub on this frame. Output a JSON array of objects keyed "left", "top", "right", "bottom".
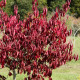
[{"left": 0, "top": 0, "right": 79, "bottom": 80}]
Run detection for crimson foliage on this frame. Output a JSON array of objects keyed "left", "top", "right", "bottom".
[
  {"left": 0, "top": 0, "right": 79, "bottom": 80},
  {"left": 0, "top": 75, "right": 6, "bottom": 80}
]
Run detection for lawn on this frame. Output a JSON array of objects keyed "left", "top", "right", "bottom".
[
  {"left": 51, "top": 36, "right": 80, "bottom": 80},
  {"left": 0, "top": 36, "right": 80, "bottom": 80}
]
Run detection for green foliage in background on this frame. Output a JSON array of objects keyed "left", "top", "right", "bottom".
[
  {"left": 1, "top": 0, "right": 47, "bottom": 20},
  {"left": 47, "top": 0, "right": 66, "bottom": 12},
  {"left": 37, "top": 0, "right": 47, "bottom": 13},
  {"left": 70, "top": 0, "right": 80, "bottom": 17},
  {"left": 0, "top": 0, "right": 80, "bottom": 19},
  {"left": 2, "top": 0, "right": 32, "bottom": 20}
]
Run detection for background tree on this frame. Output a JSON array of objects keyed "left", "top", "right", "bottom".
[
  {"left": 2, "top": 0, "right": 32, "bottom": 20},
  {"left": 70, "top": 0, "right": 80, "bottom": 17},
  {"left": 0, "top": 0, "right": 47, "bottom": 20},
  {"left": 1, "top": 0, "right": 80, "bottom": 19},
  {"left": 37, "top": 0, "right": 47, "bottom": 13},
  {"left": 47, "top": 0, "right": 66, "bottom": 12}
]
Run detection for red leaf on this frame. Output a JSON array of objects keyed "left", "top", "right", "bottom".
[{"left": 9, "top": 72, "right": 12, "bottom": 76}]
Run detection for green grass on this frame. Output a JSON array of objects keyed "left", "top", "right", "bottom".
[
  {"left": 0, "top": 68, "right": 27, "bottom": 80},
  {"left": 51, "top": 36, "right": 80, "bottom": 80},
  {"left": 0, "top": 36, "right": 80, "bottom": 80}
]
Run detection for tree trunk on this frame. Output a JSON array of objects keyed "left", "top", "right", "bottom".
[{"left": 13, "top": 69, "right": 16, "bottom": 80}]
